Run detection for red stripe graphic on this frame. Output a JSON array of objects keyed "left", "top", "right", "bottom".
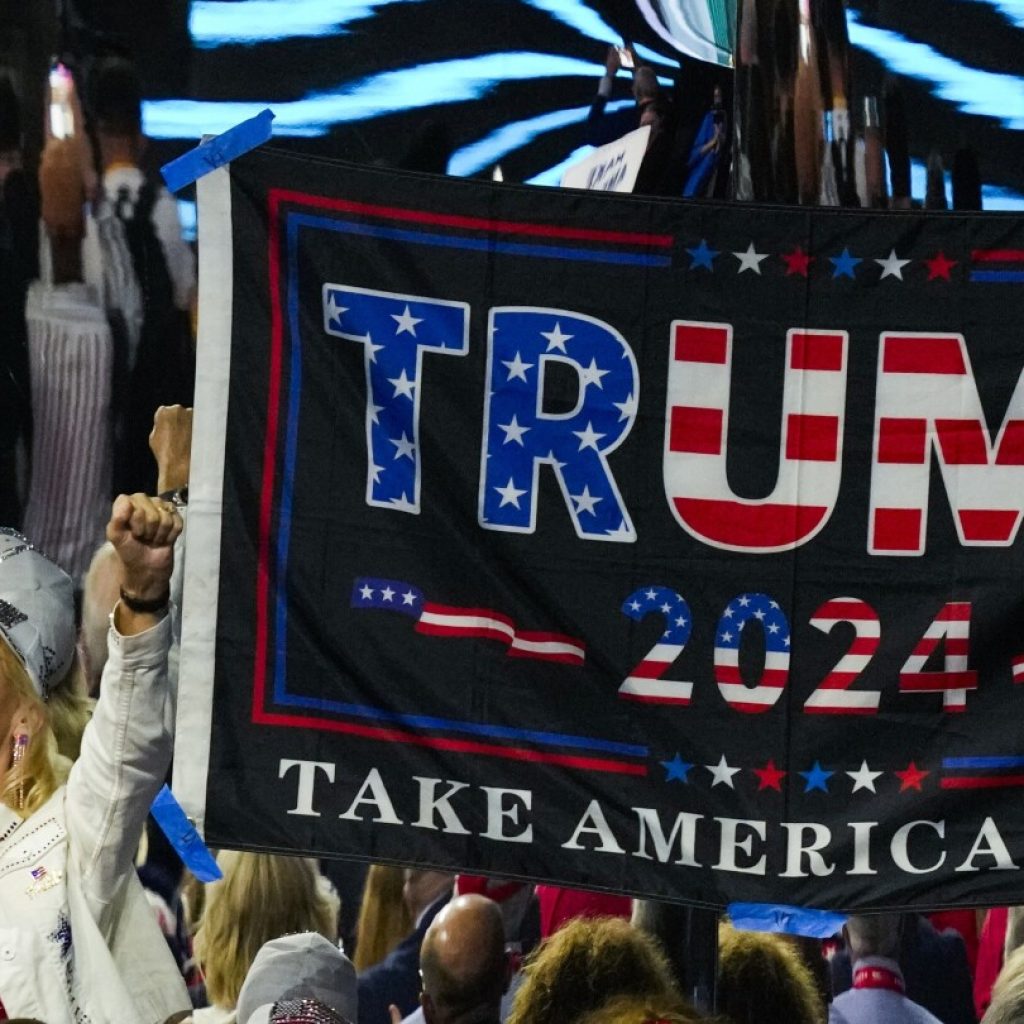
[
  {"left": 253, "top": 709, "right": 646, "bottom": 775},
  {"left": 674, "top": 498, "right": 828, "bottom": 548},
  {"left": 674, "top": 324, "right": 728, "bottom": 364},
  {"left": 957, "top": 509, "right": 1020, "bottom": 543},
  {"left": 882, "top": 336, "right": 966, "bottom": 375},
  {"left": 790, "top": 332, "right": 845, "bottom": 372},
  {"left": 941, "top": 774, "right": 1024, "bottom": 789},
  {"left": 269, "top": 188, "right": 673, "bottom": 247},
  {"left": 972, "top": 249, "right": 1024, "bottom": 262},
  {"left": 416, "top": 603, "right": 586, "bottom": 665},
  {"left": 715, "top": 665, "right": 789, "bottom": 686},
  {"left": 669, "top": 405, "right": 723, "bottom": 454}
]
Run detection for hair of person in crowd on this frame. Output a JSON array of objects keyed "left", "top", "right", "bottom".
[
  {"left": 89, "top": 55, "right": 143, "bottom": 139},
  {"left": 404, "top": 868, "right": 456, "bottom": 921},
  {"left": 984, "top": 944, "right": 1024, "bottom": 1024},
  {"left": 353, "top": 864, "right": 413, "bottom": 971},
  {"left": 81, "top": 541, "right": 120, "bottom": 692},
  {"left": 843, "top": 912, "right": 901, "bottom": 961},
  {"left": 419, "top": 894, "right": 508, "bottom": 1024},
  {"left": 507, "top": 915, "right": 682, "bottom": 1024},
  {"left": 716, "top": 923, "right": 824, "bottom": 1024},
  {"left": 0, "top": 72, "right": 21, "bottom": 154},
  {"left": 193, "top": 852, "right": 340, "bottom": 1012},
  {"left": 576, "top": 994, "right": 702, "bottom": 1024},
  {"left": 0, "top": 637, "right": 92, "bottom": 817}
]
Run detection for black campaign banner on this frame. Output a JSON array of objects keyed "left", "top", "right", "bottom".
[{"left": 176, "top": 147, "right": 1024, "bottom": 911}]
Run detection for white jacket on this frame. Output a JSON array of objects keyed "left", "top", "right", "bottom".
[{"left": 0, "top": 611, "right": 190, "bottom": 1022}]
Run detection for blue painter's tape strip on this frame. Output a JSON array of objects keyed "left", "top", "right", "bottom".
[
  {"left": 728, "top": 902, "right": 846, "bottom": 939},
  {"left": 150, "top": 785, "right": 222, "bottom": 882},
  {"left": 161, "top": 107, "right": 275, "bottom": 193}
]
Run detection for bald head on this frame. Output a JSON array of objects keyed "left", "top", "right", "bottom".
[{"left": 420, "top": 895, "right": 506, "bottom": 1024}]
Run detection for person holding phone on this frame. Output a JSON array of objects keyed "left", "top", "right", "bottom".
[{"left": 584, "top": 45, "right": 685, "bottom": 196}]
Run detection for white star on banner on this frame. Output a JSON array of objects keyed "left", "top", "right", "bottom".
[
  {"left": 645, "top": 589, "right": 658, "bottom": 601},
  {"left": 495, "top": 477, "right": 526, "bottom": 508},
  {"left": 359, "top": 584, "right": 374, "bottom": 600},
  {"left": 876, "top": 249, "right": 911, "bottom": 280},
  {"left": 388, "top": 369, "right": 417, "bottom": 399},
  {"left": 365, "top": 334, "right": 384, "bottom": 363},
  {"left": 541, "top": 322, "right": 572, "bottom": 352},
  {"left": 733, "top": 242, "right": 769, "bottom": 274},
  {"left": 369, "top": 402, "right": 383, "bottom": 425},
  {"left": 629, "top": 600, "right": 642, "bottom": 612},
  {"left": 573, "top": 421, "right": 605, "bottom": 451},
  {"left": 502, "top": 351, "right": 534, "bottom": 382},
  {"left": 390, "top": 432, "right": 416, "bottom": 460},
  {"left": 706, "top": 755, "right": 741, "bottom": 789},
  {"left": 571, "top": 485, "right": 602, "bottom": 515},
  {"left": 579, "top": 358, "right": 610, "bottom": 389},
  {"left": 613, "top": 393, "right": 637, "bottom": 423},
  {"left": 389, "top": 493, "right": 417, "bottom": 512},
  {"left": 381, "top": 585, "right": 395, "bottom": 602},
  {"left": 660, "top": 603, "right": 672, "bottom": 614},
  {"left": 324, "top": 293, "right": 348, "bottom": 325},
  {"left": 369, "top": 462, "right": 384, "bottom": 483},
  {"left": 402, "top": 590, "right": 418, "bottom": 606},
  {"left": 604, "top": 521, "right": 634, "bottom": 539},
  {"left": 391, "top": 305, "right": 423, "bottom": 336},
  {"left": 497, "top": 415, "right": 530, "bottom": 445},
  {"left": 847, "top": 760, "right": 883, "bottom": 793}
]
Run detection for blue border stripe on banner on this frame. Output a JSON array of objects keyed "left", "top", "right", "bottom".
[
  {"left": 291, "top": 213, "right": 672, "bottom": 266},
  {"left": 267, "top": 211, "right": 650, "bottom": 761},
  {"left": 970, "top": 270, "right": 1024, "bottom": 282},
  {"left": 943, "top": 755, "right": 1024, "bottom": 769}
]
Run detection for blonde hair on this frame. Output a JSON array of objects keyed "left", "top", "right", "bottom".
[
  {"left": 508, "top": 916, "right": 680, "bottom": 1024},
  {"left": 717, "top": 923, "right": 825, "bottom": 1024},
  {"left": 0, "top": 639, "right": 93, "bottom": 817},
  {"left": 353, "top": 864, "right": 413, "bottom": 971},
  {"left": 193, "top": 851, "right": 339, "bottom": 1009},
  {"left": 579, "top": 994, "right": 701, "bottom": 1024}
]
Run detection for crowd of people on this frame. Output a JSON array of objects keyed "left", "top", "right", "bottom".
[{"left": 0, "top": 33, "right": 1012, "bottom": 1024}]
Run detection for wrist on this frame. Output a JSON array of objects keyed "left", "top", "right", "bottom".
[
  {"left": 120, "top": 573, "right": 171, "bottom": 604},
  {"left": 157, "top": 463, "right": 190, "bottom": 495},
  {"left": 119, "top": 586, "right": 170, "bottom": 615}
]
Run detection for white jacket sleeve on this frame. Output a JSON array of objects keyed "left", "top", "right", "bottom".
[{"left": 65, "top": 610, "right": 175, "bottom": 932}]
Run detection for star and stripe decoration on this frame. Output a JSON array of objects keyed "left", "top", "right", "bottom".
[
  {"left": 680, "top": 238, "right": 984, "bottom": 284},
  {"left": 657, "top": 754, "right": 932, "bottom": 794},
  {"left": 193, "top": 148, "right": 1024, "bottom": 916}
]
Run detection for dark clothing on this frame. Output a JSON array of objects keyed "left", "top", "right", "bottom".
[
  {"left": 585, "top": 93, "right": 686, "bottom": 197},
  {"left": 830, "top": 916, "right": 977, "bottom": 1024},
  {"left": 0, "top": 168, "right": 37, "bottom": 526},
  {"left": 357, "top": 894, "right": 450, "bottom": 1024}
]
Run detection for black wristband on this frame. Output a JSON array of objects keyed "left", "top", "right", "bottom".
[
  {"left": 119, "top": 586, "right": 170, "bottom": 614},
  {"left": 159, "top": 486, "right": 188, "bottom": 507}
]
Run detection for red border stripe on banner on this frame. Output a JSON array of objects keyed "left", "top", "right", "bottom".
[
  {"left": 269, "top": 189, "right": 674, "bottom": 248},
  {"left": 252, "top": 709, "right": 647, "bottom": 775}
]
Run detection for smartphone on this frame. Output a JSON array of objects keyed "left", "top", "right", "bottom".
[
  {"left": 616, "top": 46, "right": 634, "bottom": 69},
  {"left": 48, "top": 63, "right": 75, "bottom": 139}
]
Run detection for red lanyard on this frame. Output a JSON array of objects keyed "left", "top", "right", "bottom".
[{"left": 853, "top": 965, "right": 905, "bottom": 994}]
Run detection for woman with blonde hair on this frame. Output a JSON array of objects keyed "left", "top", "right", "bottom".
[
  {"left": 190, "top": 851, "right": 340, "bottom": 1022},
  {"left": 508, "top": 916, "right": 684, "bottom": 1024},
  {"left": 0, "top": 494, "right": 190, "bottom": 1021},
  {"left": 717, "top": 923, "right": 825, "bottom": 1024},
  {"left": 353, "top": 865, "right": 413, "bottom": 971}
]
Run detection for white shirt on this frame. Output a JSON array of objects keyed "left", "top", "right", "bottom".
[
  {"left": 83, "top": 164, "right": 196, "bottom": 313},
  {"left": 0, "top": 612, "right": 190, "bottom": 1022}
]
